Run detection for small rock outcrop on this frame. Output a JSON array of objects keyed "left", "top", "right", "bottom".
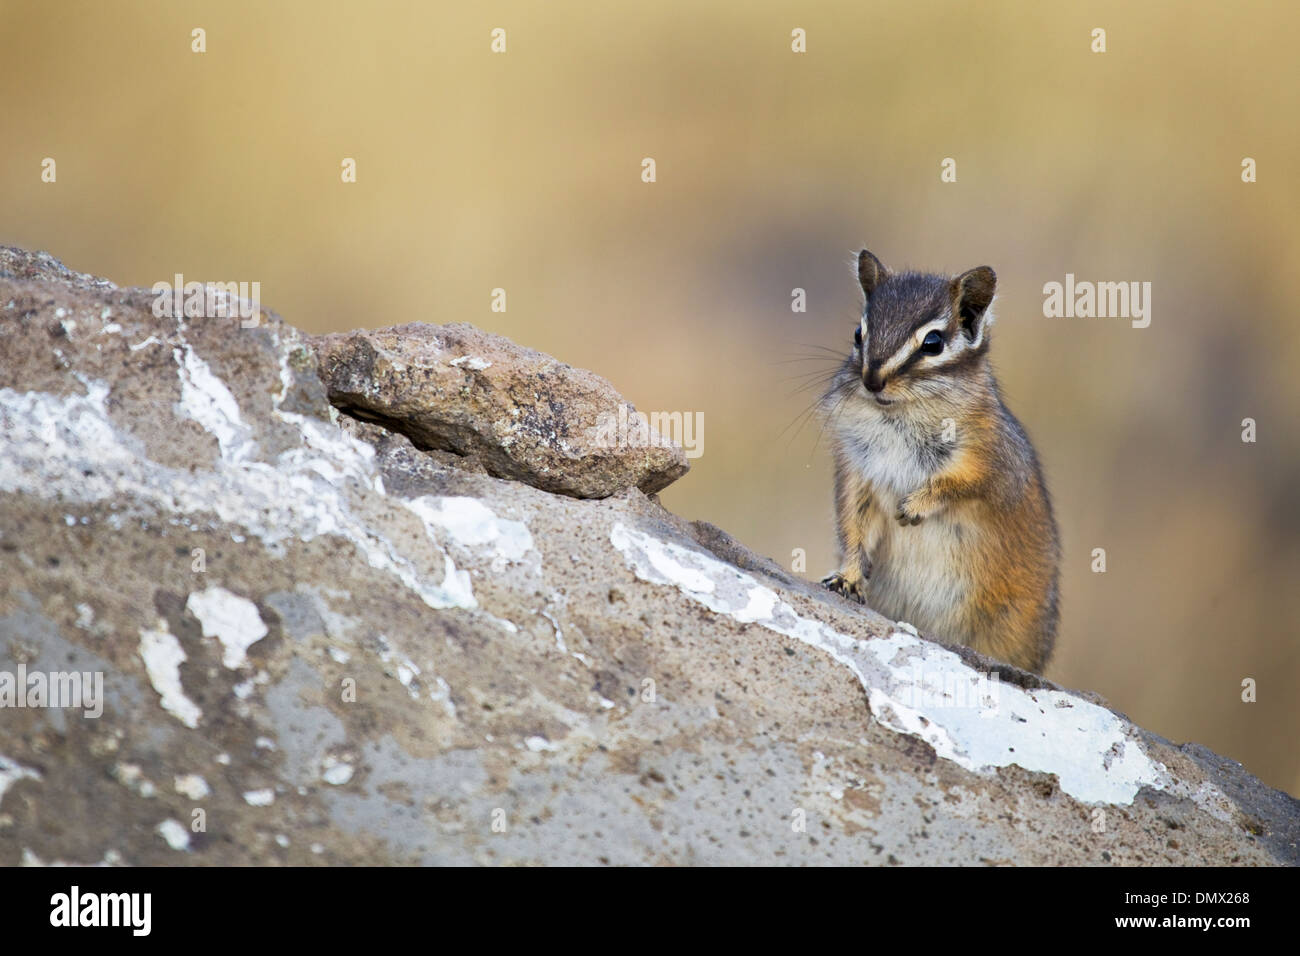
[
  {"left": 0, "top": 247, "right": 1296, "bottom": 866},
  {"left": 311, "top": 324, "right": 688, "bottom": 499}
]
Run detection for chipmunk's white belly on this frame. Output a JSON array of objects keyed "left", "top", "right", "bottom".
[
  {"left": 839, "top": 419, "right": 978, "bottom": 642},
  {"left": 866, "top": 513, "right": 976, "bottom": 643}
]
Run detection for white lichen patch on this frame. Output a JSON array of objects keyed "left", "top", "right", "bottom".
[
  {"left": 0, "top": 333, "right": 479, "bottom": 613},
  {"left": 395, "top": 658, "right": 422, "bottom": 700},
  {"left": 138, "top": 621, "right": 202, "bottom": 729},
  {"left": 185, "top": 586, "right": 268, "bottom": 669},
  {"left": 861, "top": 631, "right": 1163, "bottom": 805},
  {"left": 406, "top": 496, "right": 534, "bottom": 564},
  {"left": 321, "top": 756, "right": 354, "bottom": 786},
  {"left": 0, "top": 755, "right": 41, "bottom": 804},
  {"left": 430, "top": 676, "right": 457, "bottom": 718},
  {"left": 610, "top": 523, "right": 1178, "bottom": 807},
  {"left": 539, "top": 608, "right": 568, "bottom": 654},
  {"left": 173, "top": 774, "right": 211, "bottom": 800},
  {"left": 21, "top": 848, "right": 124, "bottom": 868},
  {"left": 155, "top": 818, "right": 191, "bottom": 851},
  {"left": 449, "top": 355, "right": 491, "bottom": 371},
  {"left": 242, "top": 788, "right": 275, "bottom": 806},
  {"left": 111, "top": 762, "right": 157, "bottom": 798},
  {"left": 175, "top": 343, "right": 253, "bottom": 461}
]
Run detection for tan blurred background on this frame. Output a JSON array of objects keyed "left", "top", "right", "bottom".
[{"left": 3, "top": 1, "right": 1297, "bottom": 795}]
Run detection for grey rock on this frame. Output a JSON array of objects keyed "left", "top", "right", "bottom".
[
  {"left": 309, "top": 323, "right": 689, "bottom": 499},
  {"left": 0, "top": 246, "right": 1295, "bottom": 866}
]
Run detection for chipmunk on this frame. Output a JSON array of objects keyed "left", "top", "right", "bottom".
[{"left": 820, "top": 249, "right": 1060, "bottom": 672}]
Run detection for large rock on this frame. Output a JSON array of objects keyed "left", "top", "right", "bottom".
[
  {"left": 0, "top": 247, "right": 1296, "bottom": 866},
  {"left": 310, "top": 323, "right": 688, "bottom": 499}
]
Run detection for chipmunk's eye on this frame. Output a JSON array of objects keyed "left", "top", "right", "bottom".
[
  {"left": 919, "top": 330, "right": 944, "bottom": 356},
  {"left": 854, "top": 326, "right": 862, "bottom": 349}
]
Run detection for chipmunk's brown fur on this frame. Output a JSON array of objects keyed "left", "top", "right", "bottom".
[{"left": 820, "top": 249, "right": 1060, "bottom": 672}]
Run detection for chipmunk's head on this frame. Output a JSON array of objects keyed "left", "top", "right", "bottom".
[{"left": 846, "top": 248, "right": 997, "bottom": 408}]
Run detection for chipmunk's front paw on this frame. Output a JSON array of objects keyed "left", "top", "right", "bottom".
[
  {"left": 896, "top": 488, "right": 935, "bottom": 526},
  {"left": 821, "top": 570, "right": 867, "bottom": 604}
]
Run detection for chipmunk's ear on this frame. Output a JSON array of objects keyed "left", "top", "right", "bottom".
[
  {"left": 952, "top": 265, "right": 996, "bottom": 343},
  {"left": 857, "top": 249, "right": 889, "bottom": 299}
]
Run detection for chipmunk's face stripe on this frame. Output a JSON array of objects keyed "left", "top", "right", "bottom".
[
  {"left": 865, "top": 303, "right": 996, "bottom": 388},
  {"left": 878, "top": 315, "right": 952, "bottom": 379},
  {"left": 845, "top": 262, "right": 998, "bottom": 402},
  {"left": 861, "top": 272, "right": 952, "bottom": 367}
]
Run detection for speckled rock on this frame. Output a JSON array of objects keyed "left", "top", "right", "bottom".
[
  {"left": 309, "top": 323, "right": 689, "bottom": 499},
  {"left": 0, "top": 246, "right": 1297, "bottom": 866}
]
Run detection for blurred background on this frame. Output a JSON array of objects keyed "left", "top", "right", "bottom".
[{"left": 3, "top": 1, "right": 1297, "bottom": 795}]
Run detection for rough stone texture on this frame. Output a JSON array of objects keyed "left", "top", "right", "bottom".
[
  {"left": 310, "top": 323, "right": 689, "bottom": 499},
  {"left": 0, "top": 246, "right": 1297, "bottom": 866}
]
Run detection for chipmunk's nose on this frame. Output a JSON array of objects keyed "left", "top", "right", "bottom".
[{"left": 863, "top": 364, "right": 886, "bottom": 393}]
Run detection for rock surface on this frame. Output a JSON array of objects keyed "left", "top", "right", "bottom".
[
  {"left": 0, "top": 246, "right": 1296, "bottom": 866},
  {"left": 310, "top": 323, "right": 688, "bottom": 499}
]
